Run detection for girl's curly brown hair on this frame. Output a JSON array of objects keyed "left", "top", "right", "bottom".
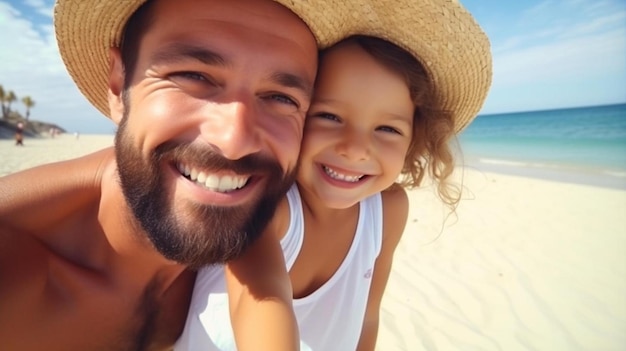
[{"left": 322, "top": 35, "right": 462, "bottom": 209}]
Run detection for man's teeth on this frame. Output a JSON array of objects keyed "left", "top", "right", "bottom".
[
  {"left": 323, "top": 165, "right": 364, "bottom": 182},
  {"left": 177, "top": 163, "right": 248, "bottom": 192}
]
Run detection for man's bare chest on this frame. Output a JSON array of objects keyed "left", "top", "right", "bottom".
[{"left": 0, "top": 235, "right": 194, "bottom": 351}]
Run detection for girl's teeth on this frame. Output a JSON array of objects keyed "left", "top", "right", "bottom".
[{"left": 323, "top": 165, "right": 363, "bottom": 182}]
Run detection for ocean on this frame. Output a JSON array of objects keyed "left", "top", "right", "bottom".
[{"left": 457, "top": 103, "right": 626, "bottom": 189}]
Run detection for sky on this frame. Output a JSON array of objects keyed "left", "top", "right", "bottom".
[{"left": 0, "top": 0, "right": 625, "bottom": 134}]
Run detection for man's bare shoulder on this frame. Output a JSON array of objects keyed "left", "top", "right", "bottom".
[
  {"left": 0, "top": 146, "right": 194, "bottom": 350},
  {"left": 0, "top": 147, "right": 115, "bottom": 231}
]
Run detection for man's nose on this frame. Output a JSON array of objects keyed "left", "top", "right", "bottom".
[{"left": 200, "top": 100, "right": 262, "bottom": 160}]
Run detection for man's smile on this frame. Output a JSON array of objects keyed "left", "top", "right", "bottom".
[{"left": 177, "top": 162, "right": 250, "bottom": 193}]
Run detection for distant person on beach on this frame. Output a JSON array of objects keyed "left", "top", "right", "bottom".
[
  {"left": 14, "top": 122, "right": 24, "bottom": 146},
  {"left": 177, "top": 4, "right": 492, "bottom": 351},
  {"left": 0, "top": 0, "right": 319, "bottom": 349}
]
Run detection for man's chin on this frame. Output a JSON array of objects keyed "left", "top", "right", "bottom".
[{"left": 156, "top": 205, "right": 254, "bottom": 265}]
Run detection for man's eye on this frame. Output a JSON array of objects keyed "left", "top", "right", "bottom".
[
  {"left": 261, "top": 93, "right": 301, "bottom": 115},
  {"left": 170, "top": 71, "right": 208, "bottom": 82},
  {"left": 268, "top": 94, "right": 298, "bottom": 107},
  {"left": 168, "top": 71, "right": 220, "bottom": 98}
]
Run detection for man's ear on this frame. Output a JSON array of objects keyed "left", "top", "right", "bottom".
[{"left": 108, "top": 47, "right": 125, "bottom": 125}]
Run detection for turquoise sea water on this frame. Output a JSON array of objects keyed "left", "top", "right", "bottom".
[{"left": 457, "top": 103, "right": 626, "bottom": 189}]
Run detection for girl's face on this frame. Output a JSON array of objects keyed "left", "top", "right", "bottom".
[{"left": 298, "top": 42, "right": 414, "bottom": 209}]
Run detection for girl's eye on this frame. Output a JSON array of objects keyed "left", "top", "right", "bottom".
[
  {"left": 377, "top": 125, "right": 402, "bottom": 135},
  {"left": 315, "top": 112, "right": 340, "bottom": 122}
]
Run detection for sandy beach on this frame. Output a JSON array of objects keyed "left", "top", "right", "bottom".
[
  {"left": 0, "top": 134, "right": 115, "bottom": 177},
  {"left": 378, "top": 170, "right": 626, "bottom": 350},
  {"left": 2, "top": 134, "right": 625, "bottom": 350}
]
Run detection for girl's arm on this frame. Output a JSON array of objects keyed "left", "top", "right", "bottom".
[
  {"left": 225, "top": 226, "right": 299, "bottom": 351},
  {"left": 356, "top": 186, "right": 409, "bottom": 351}
]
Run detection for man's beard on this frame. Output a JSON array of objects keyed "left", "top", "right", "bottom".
[{"left": 114, "top": 113, "right": 296, "bottom": 269}]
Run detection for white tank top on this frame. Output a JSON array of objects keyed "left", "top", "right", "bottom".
[{"left": 174, "top": 185, "right": 384, "bottom": 351}]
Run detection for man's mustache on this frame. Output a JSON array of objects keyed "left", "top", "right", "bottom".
[{"left": 154, "top": 141, "right": 284, "bottom": 175}]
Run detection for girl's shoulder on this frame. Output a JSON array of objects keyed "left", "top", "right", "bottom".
[
  {"left": 380, "top": 185, "right": 409, "bottom": 213},
  {"left": 380, "top": 185, "right": 409, "bottom": 242},
  {"left": 266, "top": 195, "right": 292, "bottom": 241}
]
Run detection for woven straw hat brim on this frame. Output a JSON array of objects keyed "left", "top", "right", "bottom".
[{"left": 54, "top": 0, "right": 492, "bottom": 133}]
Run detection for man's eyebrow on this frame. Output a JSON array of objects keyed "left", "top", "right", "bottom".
[
  {"left": 150, "top": 43, "right": 227, "bottom": 66},
  {"left": 270, "top": 72, "right": 313, "bottom": 99},
  {"left": 150, "top": 43, "right": 312, "bottom": 97}
]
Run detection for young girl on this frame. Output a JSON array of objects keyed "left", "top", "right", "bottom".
[{"left": 174, "top": 30, "right": 489, "bottom": 350}]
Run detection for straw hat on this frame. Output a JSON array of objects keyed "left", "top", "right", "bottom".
[{"left": 54, "top": 0, "right": 492, "bottom": 133}]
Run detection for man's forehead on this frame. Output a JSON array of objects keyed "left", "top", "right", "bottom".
[
  {"left": 145, "top": 0, "right": 318, "bottom": 55},
  {"left": 150, "top": 0, "right": 313, "bottom": 33}
]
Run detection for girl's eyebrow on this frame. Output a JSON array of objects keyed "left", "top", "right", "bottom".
[
  {"left": 150, "top": 43, "right": 312, "bottom": 98},
  {"left": 385, "top": 114, "right": 413, "bottom": 128}
]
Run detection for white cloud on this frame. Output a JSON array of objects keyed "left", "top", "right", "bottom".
[
  {"left": 482, "top": 0, "right": 626, "bottom": 112},
  {"left": 0, "top": 1, "right": 114, "bottom": 134},
  {"left": 23, "top": 0, "right": 53, "bottom": 17},
  {"left": 493, "top": 27, "right": 626, "bottom": 86},
  {"left": 560, "top": 11, "right": 626, "bottom": 39}
]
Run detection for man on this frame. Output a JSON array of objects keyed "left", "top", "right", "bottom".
[{"left": 0, "top": 0, "right": 318, "bottom": 349}]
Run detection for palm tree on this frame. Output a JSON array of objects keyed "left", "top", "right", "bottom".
[
  {"left": 22, "top": 96, "right": 35, "bottom": 121},
  {"left": 0, "top": 85, "right": 6, "bottom": 118},
  {"left": 5, "top": 90, "right": 16, "bottom": 117}
]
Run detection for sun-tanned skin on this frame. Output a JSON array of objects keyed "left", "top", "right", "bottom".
[
  {"left": 0, "top": 0, "right": 317, "bottom": 350},
  {"left": 0, "top": 149, "right": 195, "bottom": 350}
]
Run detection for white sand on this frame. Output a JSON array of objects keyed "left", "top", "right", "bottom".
[
  {"left": 378, "top": 169, "right": 626, "bottom": 350},
  {"left": 0, "top": 134, "right": 114, "bottom": 176},
  {"left": 2, "top": 134, "right": 625, "bottom": 350}
]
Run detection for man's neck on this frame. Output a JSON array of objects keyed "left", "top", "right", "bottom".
[{"left": 98, "top": 158, "right": 187, "bottom": 289}]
